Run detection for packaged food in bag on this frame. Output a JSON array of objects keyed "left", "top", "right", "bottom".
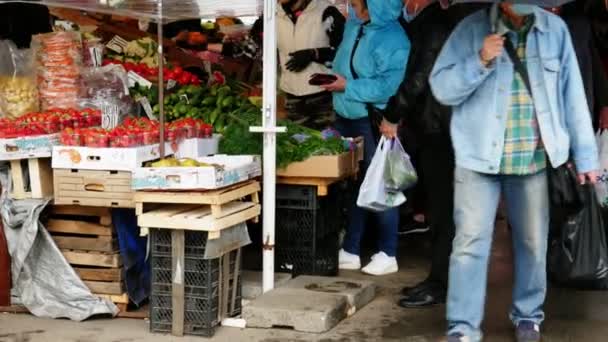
[{"left": 0, "top": 40, "right": 39, "bottom": 118}]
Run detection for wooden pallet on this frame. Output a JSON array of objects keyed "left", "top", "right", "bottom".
[
  {"left": 10, "top": 158, "right": 54, "bottom": 200},
  {"left": 134, "top": 180, "right": 261, "bottom": 215},
  {"left": 53, "top": 169, "right": 134, "bottom": 208},
  {"left": 138, "top": 202, "right": 260, "bottom": 239},
  {"left": 47, "top": 205, "right": 124, "bottom": 296},
  {"left": 136, "top": 181, "right": 261, "bottom": 239}
]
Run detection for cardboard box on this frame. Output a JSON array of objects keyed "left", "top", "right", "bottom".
[
  {"left": 174, "top": 135, "right": 221, "bottom": 159},
  {"left": 277, "top": 139, "right": 364, "bottom": 178},
  {"left": 52, "top": 143, "right": 175, "bottom": 171},
  {"left": 0, "top": 134, "right": 60, "bottom": 161},
  {"left": 132, "top": 155, "right": 261, "bottom": 191}
]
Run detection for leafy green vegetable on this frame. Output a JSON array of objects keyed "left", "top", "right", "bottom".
[{"left": 219, "top": 114, "right": 346, "bottom": 168}]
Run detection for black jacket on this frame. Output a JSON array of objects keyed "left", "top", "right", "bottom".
[
  {"left": 562, "top": 2, "right": 608, "bottom": 130},
  {"left": 384, "top": 4, "right": 486, "bottom": 135}
]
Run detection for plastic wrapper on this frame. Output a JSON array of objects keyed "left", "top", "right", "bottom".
[
  {"left": 549, "top": 184, "right": 608, "bottom": 283},
  {"left": 32, "top": 31, "right": 83, "bottom": 110},
  {"left": 0, "top": 40, "right": 39, "bottom": 119},
  {"left": 384, "top": 138, "right": 418, "bottom": 191},
  {"left": 79, "top": 64, "right": 133, "bottom": 121}
]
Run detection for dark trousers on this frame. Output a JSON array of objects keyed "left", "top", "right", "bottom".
[{"left": 420, "top": 134, "right": 456, "bottom": 288}]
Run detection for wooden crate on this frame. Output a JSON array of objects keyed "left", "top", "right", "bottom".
[
  {"left": 47, "top": 205, "right": 124, "bottom": 296},
  {"left": 10, "top": 158, "right": 54, "bottom": 200},
  {"left": 53, "top": 169, "right": 134, "bottom": 208},
  {"left": 135, "top": 181, "right": 261, "bottom": 239}
]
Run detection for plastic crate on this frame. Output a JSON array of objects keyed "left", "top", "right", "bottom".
[
  {"left": 149, "top": 229, "right": 242, "bottom": 337},
  {"left": 275, "top": 182, "right": 351, "bottom": 276}
]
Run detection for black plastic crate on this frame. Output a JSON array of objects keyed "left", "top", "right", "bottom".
[
  {"left": 149, "top": 229, "right": 242, "bottom": 337},
  {"left": 275, "top": 182, "right": 351, "bottom": 276}
]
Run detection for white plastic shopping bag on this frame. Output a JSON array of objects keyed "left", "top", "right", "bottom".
[
  {"left": 357, "top": 137, "right": 406, "bottom": 212},
  {"left": 595, "top": 130, "right": 608, "bottom": 207},
  {"left": 385, "top": 138, "right": 418, "bottom": 191}
]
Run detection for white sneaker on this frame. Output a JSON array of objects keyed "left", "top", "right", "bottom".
[
  {"left": 339, "top": 249, "right": 361, "bottom": 270},
  {"left": 361, "top": 252, "right": 398, "bottom": 276}
]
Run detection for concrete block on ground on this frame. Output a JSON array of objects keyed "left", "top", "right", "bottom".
[
  {"left": 284, "top": 276, "right": 376, "bottom": 316},
  {"left": 242, "top": 271, "right": 292, "bottom": 299},
  {"left": 242, "top": 287, "right": 348, "bottom": 333}
]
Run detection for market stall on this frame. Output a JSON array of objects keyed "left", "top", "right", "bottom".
[{"left": 0, "top": 0, "right": 359, "bottom": 337}]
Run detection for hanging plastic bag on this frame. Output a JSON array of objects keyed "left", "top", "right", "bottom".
[
  {"left": 548, "top": 184, "right": 608, "bottom": 284},
  {"left": 357, "top": 137, "right": 406, "bottom": 212},
  {"left": 384, "top": 138, "right": 418, "bottom": 191},
  {"left": 0, "top": 40, "right": 39, "bottom": 119},
  {"left": 595, "top": 130, "right": 608, "bottom": 207}
]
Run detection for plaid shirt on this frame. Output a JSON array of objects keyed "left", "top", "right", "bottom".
[{"left": 499, "top": 15, "right": 547, "bottom": 175}]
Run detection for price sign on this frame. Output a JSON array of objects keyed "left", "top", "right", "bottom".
[
  {"left": 166, "top": 79, "right": 177, "bottom": 90},
  {"left": 101, "top": 104, "right": 120, "bottom": 129},
  {"left": 89, "top": 47, "right": 103, "bottom": 67},
  {"left": 139, "top": 97, "right": 157, "bottom": 120},
  {"left": 106, "top": 35, "right": 128, "bottom": 53},
  {"left": 127, "top": 71, "right": 152, "bottom": 89}
]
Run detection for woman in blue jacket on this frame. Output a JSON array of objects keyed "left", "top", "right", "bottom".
[{"left": 322, "top": 0, "right": 410, "bottom": 275}]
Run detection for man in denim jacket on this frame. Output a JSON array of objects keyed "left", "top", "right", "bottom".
[{"left": 430, "top": 3, "right": 599, "bottom": 342}]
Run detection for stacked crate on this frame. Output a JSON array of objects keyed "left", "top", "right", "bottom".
[
  {"left": 45, "top": 205, "right": 128, "bottom": 311},
  {"left": 135, "top": 180, "right": 260, "bottom": 337}
]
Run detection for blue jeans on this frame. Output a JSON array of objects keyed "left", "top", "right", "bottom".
[
  {"left": 334, "top": 116, "right": 399, "bottom": 257},
  {"left": 447, "top": 167, "right": 549, "bottom": 341}
]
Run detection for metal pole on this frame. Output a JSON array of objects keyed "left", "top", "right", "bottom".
[
  {"left": 255, "top": 0, "right": 282, "bottom": 293},
  {"left": 157, "top": 0, "right": 165, "bottom": 157}
]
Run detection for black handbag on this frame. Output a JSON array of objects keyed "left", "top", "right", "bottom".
[
  {"left": 349, "top": 22, "right": 383, "bottom": 143},
  {"left": 504, "top": 37, "right": 582, "bottom": 211}
]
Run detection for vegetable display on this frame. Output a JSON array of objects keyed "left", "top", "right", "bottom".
[
  {"left": 135, "top": 83, "right": 260, "bottom": 134},
  {"left": 104, "top": 61, "right": 201, "bottom": 86},
  {"left": 0, "top": 108, "right": 101, "bottom": 138},
  {"left": 219, "top": 112, "right": 354, "bottom": 168},
  {"left": 106, "top": 37, "right": 159, "bottom": 68},
  {"left": 59, "top": 117, "right": 212, "bottom": 148}
]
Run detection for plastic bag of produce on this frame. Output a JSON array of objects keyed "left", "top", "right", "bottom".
[
  {"left": 32, "top": 31, "right": 83, "bottom": 110},
  {"left": 384, "top": 138, "right": 418, "bottom": 191},
  {"left": 357, "top": 137, "right": 406, "bottom": 212},
  {"left": 0, "top": 40, "right": 39, "bottom": 119}
]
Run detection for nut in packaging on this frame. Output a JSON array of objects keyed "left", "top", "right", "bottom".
[{"left": 0, "top": 40, "right": 39, "bottom": 119}]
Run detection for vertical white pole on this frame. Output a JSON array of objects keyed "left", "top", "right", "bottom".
[{"left": 261, "top": 0, "right": 277, "bottom": 293}]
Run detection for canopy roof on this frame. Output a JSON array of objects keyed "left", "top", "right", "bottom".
[{"left": 0, "top": 0, "right": 263, "bottom": 21}]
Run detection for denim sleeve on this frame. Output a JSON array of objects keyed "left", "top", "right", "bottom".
[
  {"left": 561, "top": 27, "right": 600, "bottom": 173},
  {"left": 345, "top": 42, "right": 410, "bottom": 105},
  {"left": 429, "top": 20, "right": 494, "bottom": 107}
]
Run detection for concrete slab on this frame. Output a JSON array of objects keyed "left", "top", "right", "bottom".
[
  {"left": 242, "top": 287, "right": 348, "bottom": 333},
  {"left": 284, "top": 276, "right": 376, "bottom": 316},
  {"left": 241, "top": 271, "right": 292, "bottom": 299}
]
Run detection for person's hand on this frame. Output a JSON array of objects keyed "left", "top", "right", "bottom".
[
  {"left": 480, "top": 34, "right": 505, "bottom": 67},
  {"left": 380, "top": 118, "right": 399, "bottom": 139},
  {"left": 578, "top": 171, "right": 598, "bottom": 185},
  {"left": 320, "top": 74, "right": 346, "bottom": 92},
  {"left": 286, "top": 49, "right": 316, "bottom": 72}
]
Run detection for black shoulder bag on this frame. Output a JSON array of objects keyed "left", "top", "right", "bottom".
[
  {"left": 504, "top": 38, "right": 582, "bottom": 212},
  {"left": 349, "top": 22, "right": 383, "bottom": 143}
]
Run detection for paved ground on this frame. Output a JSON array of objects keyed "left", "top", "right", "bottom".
[{"left": 1, "top": 223, "right": 608, "bottom": 341}]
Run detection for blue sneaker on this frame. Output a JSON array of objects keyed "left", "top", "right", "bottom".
[{"left": 516, "top": 321, "right": 541, "bottom": 342}]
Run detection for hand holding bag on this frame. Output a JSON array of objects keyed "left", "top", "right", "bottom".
[{"left": 357, "top": 137, "right": 406, "bottom": 212}]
